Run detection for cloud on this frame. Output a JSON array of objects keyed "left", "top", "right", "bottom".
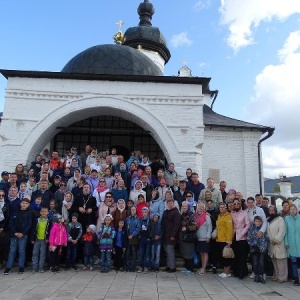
[
  {"left": 170, "top": 32, "right": 193, "bottom": 48},
  {"left": 193, "top": 0, "right": 211, "bottom": 12},
  {"left": 248, "top": 30, "right": 300, "bottom": 178},
  {"left": 219, "top": 0, "right": 300, "bottom": 51}
]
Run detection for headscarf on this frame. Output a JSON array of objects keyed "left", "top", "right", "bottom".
[
  {"left": 185, "top": 192, "right": 197, "bottom": 212},
  {"left": 117, "top": 199, "right": 126, "bottom": 213},
  {"left": 96, "top": 180, "right": 108, "bottom": 193},
  {"left": 0, "top": 198, "right": 5, "bottom": 222},
  {"left": 61, "top": 191, "right": 74, "bottom": 221}
]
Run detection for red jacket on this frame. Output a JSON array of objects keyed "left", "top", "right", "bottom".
[{"left": 136, "top": 201, "right": 150, "bottom": 219}]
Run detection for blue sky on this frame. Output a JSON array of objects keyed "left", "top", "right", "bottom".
[{"left": 1, "top": 0, "right": 300, "bottom": 178}]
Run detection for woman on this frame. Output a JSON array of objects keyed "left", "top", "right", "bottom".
[
  {"left": 164, "top": 190, "right": 180, "bottom": 211},
  {"left": 111, "top": 179, "right": 128, "bottom": 203},
  {"left": 15, "top": 163, "right": 26, "bottom": 183},
  {"left": 0, "top": 190, "right": 10, "bottom": 266},
  {"left": 61, "top": 191, "right": 74, "bottom": 224},
  {"left": 280, "top": 200, "right": 290, "bottom": 218},
  {"left": 112, "top": 199, "right": 128, "bottom": 229},
  {"left": 82, "top": 165, "right": 91, "bottom": 179},
  {"left": 97, "top": 192, "right": 116, "bottom": 231},
  {"left": 185, "top": 192, "right": 197, "bottom": 213},
  {"left": 179, "top": 201, "right": 198, "bottom": 274},
  {"left": 129, "top": 180, "right": 146, "bottom": 205},
  {"left": 92, "top": 178, "right": 110, "bottom": 207},
  {"left": 267, "top": 205, "right": 288, "bottom": 282},
  {"left": 195, "top": 202, "right": 212, "bottom": 275},
  {"left": 149, "top": 189, "right": 164, "bottom": 222},
  {"left": 216, "top": 202, "right": 233, "bottom": 278},
  {"left": 284, "top": 204, "right": 300, "bottom": 286}
]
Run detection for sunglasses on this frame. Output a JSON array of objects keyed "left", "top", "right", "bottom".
[
  {"left": 106, "top": 196, "right": 112, "bottom": 198},
  {"left": 0, "top": 194, "right": 5, "bottom": 197},
  {"left": 186, "top": 195, "right": 192, "bottom": 197}
]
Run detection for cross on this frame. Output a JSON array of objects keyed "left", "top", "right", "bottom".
[
  {"left": 116, "top": 19, "right": 124, "bottom": 31},
  {"left": 182, "top": 59, "right": 187, "bottom": 66}
]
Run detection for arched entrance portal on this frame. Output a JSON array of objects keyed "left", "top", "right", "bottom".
[{"left": 52, "top": 115, "right": 165, "bottom": 161}]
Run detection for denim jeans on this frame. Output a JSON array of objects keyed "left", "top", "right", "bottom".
[
  {"left": 151, "top": 243, "right": 161, "bottom": 269},
  {"left": 290, "top": 256, "right": 299, "bottom": 279},
  {"left": 139, "top": 237, "right": 151, "bottom": 269},
  {"left": 84, "top": 255, "right": 94, "bottom": 267},
  {"left": 66, "top": 242, "right": 78, "bottom": 267},
  {"left": 100, "top": 250, "right": 111, "bottom": 271},
  {"left": 126, "top": 244, "right": 137, "bottom": 271},
  {"left": 6, "top": 235, "right": 28, "bottom": 269},
  {"left": 252, "top": 252, "right": 265, "bottom": 275},
  {"left": 32, "top": 240, "right": 47, "bottom": 270}
]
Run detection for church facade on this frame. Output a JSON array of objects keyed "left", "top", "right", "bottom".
[{"left": 0, "top": 0, "right": 274, "bottom": 197}]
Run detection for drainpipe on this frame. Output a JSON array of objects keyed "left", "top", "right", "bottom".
[
  {"left": 258, "top": 127, "right": 275, "bottom": 194},
  {"left": 210, "top": 90, "right": 219, "bottom": 110}
]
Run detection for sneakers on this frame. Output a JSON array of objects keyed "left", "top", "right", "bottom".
[
  {"left": 259, "top": 275, "right": 266, "bottom": 284},
  {"left": 32, "top": 269, "right": 37, "bottom": 274},
  {"left": 82, "top": 266, "right": 87, "bottom": 271},
  {"left": 39, "top": 268, "right": 45, "bottom": 273},
  {"left": 181, "top": 268, "right": 188, "bottom": 273},
  {"left": 219, "top": 273, "right": 231, "bottom": 278},
  {"left": 167, "top": 268, "right": 176, "bottom": 273},
  {"left": 143, "top": 268, "right": 148, "bottom": 274},
  {"left": 19, "top": 268, "right": 24, "bottom": 274},
  {"left": 294, "top": 278, "right": 299, "bottom": 286},
  {"left": 90, "top": 266, "right": 94, "bottom": 271},
  {"left": 249, "top": 272, "right": 255, "bottom": 279},
  {"left": 212, "top": 267, "right": 217, "bottom": 274},
  {"left": 137, "top": 268, "right": 143, "bottom": 273},
  {"left": 50, "top": 267, "right": 56, "bottom": 273},
  {"left": 71, "top": 266, "right": 77, "bottom": 271},
  {"left": 3, "top": 268, "right": 10, "bottom": 275},
  {"left": 185, "top": 270, "right": 193, "bottom": 275},
  {"left": 219, "top": 272, "right": 225, "bottom": 277},
  {"left": 54, "top": 267, "right": 60, "bottom": 273},
  {"left": 155, "top": 268, "right": 159, "bottom": 273}
]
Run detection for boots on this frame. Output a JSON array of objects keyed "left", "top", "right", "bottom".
[
  {"left": 254, "top": 275, "right": 259, "bottom": 282},
  {"left": 259, "top": 275, "right": 266, "bottom": 284},
  {"left": 294, "top": 278, "right": 299, "bottom": 286}
]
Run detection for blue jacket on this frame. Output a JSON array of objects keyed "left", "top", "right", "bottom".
[
  {"left": 149, "top": 220, "right": 162, "bottom": 245},
  {"left": 125, "top": 215, "right": 141, "bottom": 237},
  {"left": 140, "top": 217, "right": 150, "bottom": 239},
  {"left": 186, "top": 181, "right": 205, "bottom": 201},
  {"left": 9, "top": 208, "right": 32, "bottom": 237},
  {"left": 112, "top": 188, "right": 128, "bottom": 203}
]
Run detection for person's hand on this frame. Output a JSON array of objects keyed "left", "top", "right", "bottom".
[
  {"left": 128, "top": 235, "right": 133, "bottom": 240},
  {"left": 123, "top": 248, "right": 126, "bottom": 252},
  {"left": 206, "top": 238, "right": 210, "bottom": 244},
  {"left": 18, "top": 233, "right": 23, "bottom": 239},
  {"left": 0, "top": 228, "right": 3, "bottom": 233},
  {"left": 79, "top": 207, "right": 85, "bottom": 213},
  {"left": 170, "top": 237, "right": 175, "bottom": 241},
  {"left": 154, "top": 235, "right": 159, "bottom": 240},
  {"left": 182, "top": 227, "right": 186, "bottom": 232},
  {"left": 271, "top": 241, "right": 277, "bottom": 245},
  {"left": 257, "top": 231, "right": 263, "bottom": 238},
  {"left": 72, "top": 240, "right": 77, "bottom": 244},
  {"left": 86, "top": 208, "right": 92, "bottom": 214},
  {"left": 31, "top": 240, "right": 35, "bottom": 244}
]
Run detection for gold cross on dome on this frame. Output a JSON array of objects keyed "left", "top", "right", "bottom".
[{"left": 116, "top": 20, "right": 124, "bottom": 32}]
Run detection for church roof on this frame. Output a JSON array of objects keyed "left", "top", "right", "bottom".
[
  {"left": 203, "top": 104, "right": 271, "bottom": 132},
  {"left": 61, "top": 44, "right": 163, "bottom": 76},
  {"left": 264, "top": 176, "right": 300, "bottom": 194}
]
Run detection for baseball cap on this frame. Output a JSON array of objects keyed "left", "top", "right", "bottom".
[{"left": 1, "top": 171, "right": 9, "bottom": 176}]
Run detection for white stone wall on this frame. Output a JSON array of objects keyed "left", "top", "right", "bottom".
[
  {"left": 0, "top": 76, "right": 205, "bottom": 175},
  {"left": 202, "top": 128, "right": 263, "bottom": 198}
]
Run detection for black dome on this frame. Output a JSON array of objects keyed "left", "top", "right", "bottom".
[{"left": 61, "top": 44, "right": 163, "bottom": 76}]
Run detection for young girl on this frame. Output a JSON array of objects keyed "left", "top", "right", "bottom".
[
  {"left": 113, "top": 219, "right": 127, "bottom": 271},
  {"left": 19, "top": 182, "right": 29, "bottom": 200},
  {"left": 48, "top": 214, "right": 68, "bottom": 273},
  {"left": 48, "top": 199, "right": 58, "bottom": 222},
  {"left": 247, "top": 216, "right": 269, "bottom": 284},
  {"left": 82, "top": 224, "right": 97, "bottom": 271},
  {"left": 98, "top": 214, "right": 116, "bottom": 273}
]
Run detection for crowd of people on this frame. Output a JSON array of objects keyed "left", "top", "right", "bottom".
[{"left": 0, "top": 145, "right": 300, "bottom": 287}]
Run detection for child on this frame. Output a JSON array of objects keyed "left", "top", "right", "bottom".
[
  {"left": 113, "top": 219, "right": 127, "bottom": 272},
  {"left": 136, "top": 194, "right": 150, "bottom": 219},
  {"left": 149, "top": 213, "right": 162, "bottom": 272},
  {"left": 82, "top": 224, "right": 97, "bottom": 271},
  {"left": 126, "top": 199, "right": 134, "bottom": 215},
  {"left": 65, "top": 213, "right": 83, "bottom": 270},
  {"left": 19, "top": 182, "right": 29, "bottom": 200},
  {"left": 98, "top": 214, "right": 116, "bottom": 273},
  {"left": 125, "top": 206, "right": 141, "bottom": 272},
  {"left": 3, "top": 198, "right": 32, "bottom": 275},
  {"left": 247, "top": 216, "right": 269, "bottom": 284},
  {"left": 48, "top": 214, "right": 68, "bottom": 273},
  {"left": 31, "top": 207, "right": 50, "bottom": 273},
  {"left": 48, "top": 199, "right": 58, "bottom": 221},
  {"left": 30, "top": 194, "right": 43, "bottom": 219},
  {"left": 138, "top": 207, "right": 151, "bottom": 273}
]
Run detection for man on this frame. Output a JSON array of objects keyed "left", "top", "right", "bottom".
[
  {"left": 185, "top": 168, "right": 193, "bottom": 183},
  {"left": 262, "top": 197, "right": 270, "bottom": 208},
  {"left": 186, "top": 172, "right": 205, "bottom": 201},
  {"left": 54, "top": 181, "right": 68, "bottom": 210},
  {"left": 164, "top": 163, "right": 178, "bottom": 187},
  {"left": 219, "top": 180, "right": 227, "bottom": 202},
  {"left": 70, "top": 146, "right": 82, "bottom": 170},
  {"left": 80, "top": 145, "right": 91, "bottom": 169},
  {"left": 6, "top": 186, "right": 21, "bottom": 216},
  {"left": 0, "top": 171, "right": 10, "bottom": 193},
  {"left": 6, "top": 173, "right": 19, "bottom": 192},
  {"left": 255, "top": 194, "right": 269, "bottom": 217},
  {"left": 32, "top": 180, "right": 53, "bottom": 208},
  {"left": 49, "top": 175, "right": 61, "bottom": 194},
  {"left": 141, "top": 174, "right": 153, "bottom": 202},
  {"left": 173, "top": 180, "right": 189, "bottom": 209},
  {"left": 49, "top": 151, "right": 63, "bottom": 177},
  {"left": 73, "top": 183, "right": 97, "bottom": 230},
  {"left": 199, "top": 178, "right": 222, "bottom": 208},
  {"left": 162, "top": 198, "right": 181, "bottom": 273}
]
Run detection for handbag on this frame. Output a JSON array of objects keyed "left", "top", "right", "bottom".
[
  {"left": 222, "top": 246, "right": 235, "bottom": 258},
  {"left": 182, "top": 231, "right": 197, "bottom": 243}
]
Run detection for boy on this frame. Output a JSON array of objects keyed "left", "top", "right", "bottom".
[
  {"left": 113, "top": 219, "right": 127, "bottom": 271},
  {"left": 98, "top": 214, "right": 116, "bottom": 273},
  {"left": 138, "top": 207, "right": 151, "bottom": 273},
  {"left": 247, "top": 216, "right": 269, "bottom": 284},
  {"left": 66, "top": 212, "right": 83, "bottom": 270},
  {"left": 149, "top": 213, "right": 162, "bottom": 272},
  {"left": 4, "top": 198, "right": 32, "bottom": 275},
  {"left": 31, "top": 207, "right": 50, "bottom": 273},
  {"left": 82, "top": 224, "right": 97, "bottom": 271}
]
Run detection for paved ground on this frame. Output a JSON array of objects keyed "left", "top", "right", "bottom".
[{"left": 0, "top": 268, "right": 299, "bottom": 300}]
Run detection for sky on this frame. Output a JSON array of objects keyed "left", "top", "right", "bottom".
[{"left": 0, "top": 0, "right": 300, "bottom": 179}]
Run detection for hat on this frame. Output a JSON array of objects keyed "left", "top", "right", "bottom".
[
  {"left": 53, "top": 214, "right": 63, "bottom": 223},
  {"left": 142, "top": 207, "right": 149, "bottom": 212},
  {"left": 104, "top": 214, "right": 113, "bottom": 220},
  {"left": 89, "top": 224, "right": 97, "bottom": 232},
  {"left": 71, "top": 212, "right": 79, "bottom": 219},
  {"left": 1, "top": 171, "right": 9, "bottom": 176},
  {"left": 54, "top": 175, "right": 61, "bottom": 180}
]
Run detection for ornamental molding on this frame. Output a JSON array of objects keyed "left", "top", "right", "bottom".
[
  {"left": 204, "top": 134, "right": 259, "bottom": 141},
  {"left": 123, "top": 96, "right": 202, "bottom": 105}
]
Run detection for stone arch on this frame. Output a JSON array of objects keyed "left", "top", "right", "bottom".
[{"left": 23, "top": 96, "right": 179, "bottom": 165}]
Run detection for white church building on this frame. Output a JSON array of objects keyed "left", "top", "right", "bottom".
[{"left": 0, "top": 0, "right": 274, "bottom": 197}]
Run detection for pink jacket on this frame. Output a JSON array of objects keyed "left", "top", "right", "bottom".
[
  {"left": 49, "top": 223, "right": 68, "bottom": 246},
  {"left": 231, "top": 209, "right": 250, "bottom": 241}
]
